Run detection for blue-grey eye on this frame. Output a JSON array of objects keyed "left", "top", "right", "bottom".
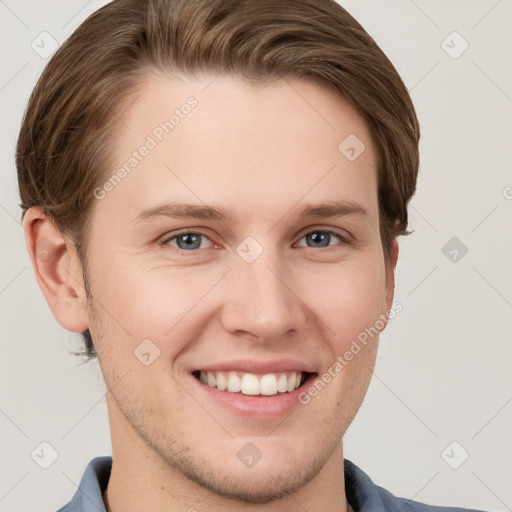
[
  {"left": 167, "top": 233, "right": 212, "bottom": 251},
  {"left": 297, "top": 230, "right": 343, "bottom": 248}
]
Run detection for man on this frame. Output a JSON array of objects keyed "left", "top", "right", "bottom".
[{"left": 17, "top": 0, "right": 486, "bottom": 510}]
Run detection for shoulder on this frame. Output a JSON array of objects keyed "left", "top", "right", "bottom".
[
  {"left": 344, "top": 459, "right": 488, "bottom": 512},
  {"left": 379, "top": 489, "right": 486, "bottom": 512}
]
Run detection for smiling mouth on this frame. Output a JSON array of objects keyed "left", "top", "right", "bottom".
[{"left": 192, "top": 370, "right": 316, "bottom": 396}]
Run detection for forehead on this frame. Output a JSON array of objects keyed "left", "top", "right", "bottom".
[{"left": 100, "top": 73, "right": 378, "bottom": 222}]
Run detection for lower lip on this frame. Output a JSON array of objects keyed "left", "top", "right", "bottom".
[{"left": 189, "top": 373, "right": 317, "bottom": 419}]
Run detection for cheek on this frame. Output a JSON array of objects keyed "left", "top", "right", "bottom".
[
  {"left": 88, "top": 253, "right": 221, "bottom": 358},
  {"left": 302, "top": 259, "right": 386, "bottom": 345},
  {"left": 88, "top": 248, "right": 188, "bottom": 322}
]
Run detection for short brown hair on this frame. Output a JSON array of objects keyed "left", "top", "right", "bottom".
[{"left": 16, "top": 0, "right": 420, "bottom": 361}]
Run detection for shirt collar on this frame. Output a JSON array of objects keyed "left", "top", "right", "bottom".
[
  {"left": 58, "top": 456, "right": 111, "bottom": 512},
  {"left": 344, "top": 458, "right": 387, "bottom": 511}
]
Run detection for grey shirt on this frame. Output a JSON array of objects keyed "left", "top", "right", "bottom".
[{"left": 56, "top": 456, "right": 487, "bottom": 512}]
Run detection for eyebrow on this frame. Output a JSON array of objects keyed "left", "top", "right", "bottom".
[{"left": 132, "top": 199, "right": 368, "bottom": 225}]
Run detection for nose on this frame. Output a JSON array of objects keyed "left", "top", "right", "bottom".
[{"left": 220, "top": 248, "right": 308, "bottom": 343}]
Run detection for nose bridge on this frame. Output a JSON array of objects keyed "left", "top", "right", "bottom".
[{"left": 220, "top": 243, "right": 304, "bottom": 341}]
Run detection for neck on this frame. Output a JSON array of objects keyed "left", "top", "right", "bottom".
[{"left": 103, "top": 402, "right": 350, "bottom": 512}]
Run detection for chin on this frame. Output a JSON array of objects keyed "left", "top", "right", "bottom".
[
  {"left": 184, "top": 458, "right": 319, "bottom": 504},
  {"left": 160, "top": 435, "right": 329, "bottom": 505}
]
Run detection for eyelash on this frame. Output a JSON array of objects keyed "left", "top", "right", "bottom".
[{"left": 160, "top": 228, "right": 349, "bottom": 255}]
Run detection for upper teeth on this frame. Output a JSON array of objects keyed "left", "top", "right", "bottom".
[{"left": 199, "top": 371, "right": 303, "bottom": 396}]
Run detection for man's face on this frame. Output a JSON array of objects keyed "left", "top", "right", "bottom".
[{"left": 81, "top": 74, "right": 395, "bottom": 501}]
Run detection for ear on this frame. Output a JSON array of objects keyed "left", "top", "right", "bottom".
[
  {"left": 22, "top": 206, "right": 89, "bottom": 332},
  {"left": 382, "top": 238, "right": 399, "bottom": 317}
]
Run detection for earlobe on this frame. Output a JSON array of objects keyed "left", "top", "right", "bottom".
[{"left": 22, "top": 206, "right": 89, "bottom": 332}]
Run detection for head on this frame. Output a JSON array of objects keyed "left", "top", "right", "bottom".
[{"left": 18, "top": 0, "right": 419, "bottom": 504}]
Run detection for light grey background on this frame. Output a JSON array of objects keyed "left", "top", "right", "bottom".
[{"left": 1, "top": 1, "right": 511, "bottom": 511}]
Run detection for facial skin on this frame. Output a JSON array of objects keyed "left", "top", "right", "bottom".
[{"left": 24, "top": 74, "right": 398, "bottom": 512}]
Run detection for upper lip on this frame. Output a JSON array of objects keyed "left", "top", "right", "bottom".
[{"left": 191, "top": 358, "right": 317, "bottom": 375}]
